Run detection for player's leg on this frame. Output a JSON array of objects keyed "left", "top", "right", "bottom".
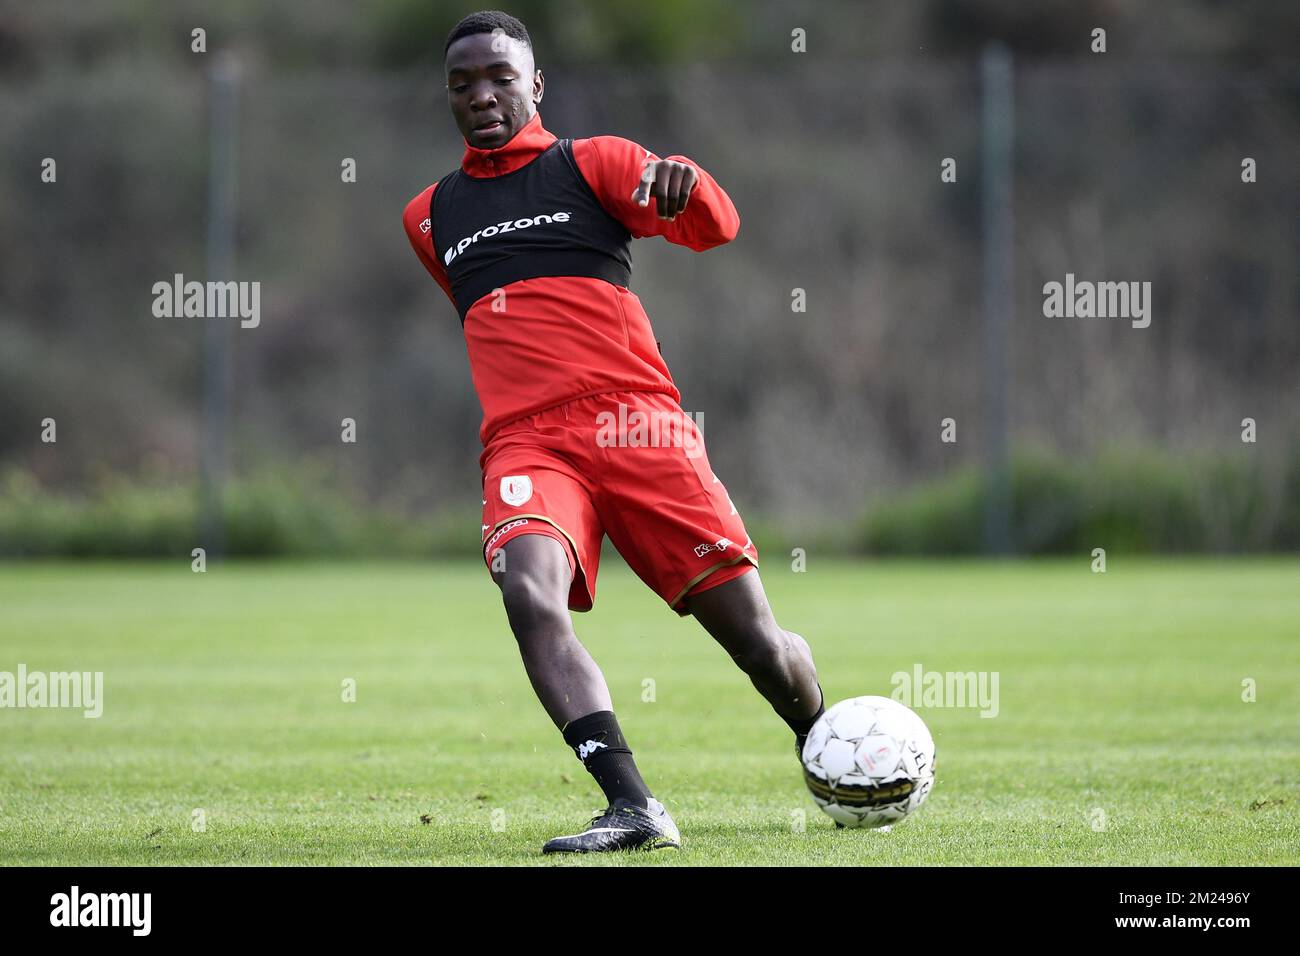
[
  {"left": 490, "top": 533, "right": 609, "bottom": 725},
  {"left": 586, "top": 391, "right": 825, "bottom": 755},
  {"left": 682, "top": 567, "right": 825, "bottom": 755},
  {"left": 490, "top": 531, "right": 678, "bottom": 852},
  {"left": 482, "top": 428, "right": 679, "bottom": 851}
]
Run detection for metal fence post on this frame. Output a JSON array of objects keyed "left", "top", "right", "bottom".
[
  {"left": 981, "top": 42, "right": 1014, "bottom": 555},
  {"left": 200, "top": 52, "right": 239, "bottom": 558}
]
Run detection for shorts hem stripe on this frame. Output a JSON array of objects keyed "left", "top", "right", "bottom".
[
  {"left": 668, "top": 552, "right": 759, "bottom": 611},
  {"left": 482, "top": 513, "right": 592, "bottom": 607}
]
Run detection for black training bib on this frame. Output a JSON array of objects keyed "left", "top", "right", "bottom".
[{"left": 431, "top": 138, "right": 633, "bottom": 322}]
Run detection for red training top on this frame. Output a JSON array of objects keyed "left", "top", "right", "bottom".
[{"left": 401, "top": 112, "right": 740, "bottom": 445}]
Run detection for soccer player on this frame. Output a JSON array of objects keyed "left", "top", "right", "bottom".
[{"left": 403, "top": 10, "right": 823, "bottom": 853}]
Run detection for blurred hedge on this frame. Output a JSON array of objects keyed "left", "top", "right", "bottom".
[
  {"left": 3, "top": 446, "right": 1297, "bottom": 559},
  {"left": 0, "top": 466, "right": 478, "bottom": 559},
  {"left": 861, "top": 447, "right": 1300, "bottom": 555}
]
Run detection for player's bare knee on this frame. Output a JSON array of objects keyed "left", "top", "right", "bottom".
[
  {"left": 732, "top": 630, "right": 798, "bottom": 681},
  {"left": 499, "top": 568, "right": 570, "bottom": 638},
  {"left": 781, "top": 628, "right": 814, "bottom": 665}
]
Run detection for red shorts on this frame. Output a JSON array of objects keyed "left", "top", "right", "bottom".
[{"left": 479, "top": 390, "right": 758, "bottom": 614}]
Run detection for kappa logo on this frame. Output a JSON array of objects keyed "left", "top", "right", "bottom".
[
  {"left": 443, "top": 211, "right": 574, "bottom": 266},
  {"left": 484, "top": 517, "right": 529, "bottom": 550},
  {"left": 577, "top": 739, "right": 608, "bottom": 760},
  {"left": 500, "top": 475, "right": 533, "bottom": 507},
  {"left": 693, "top": 537, "right": 734, "bottom": 558}
]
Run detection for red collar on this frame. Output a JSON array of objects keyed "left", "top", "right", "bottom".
[{"left": 461, "top": 112, "right": 557, "bottom": 178}]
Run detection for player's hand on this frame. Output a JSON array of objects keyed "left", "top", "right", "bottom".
[{"left": 631, "top": 158, "right": 697, "bottom": 221}]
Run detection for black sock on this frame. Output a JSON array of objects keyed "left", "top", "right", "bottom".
[
  {"left": 787, "top": 682, "right": 826, "bottom": 753},
  {"left": 562, "top": 710, "right": 653, "bottom": 808}
]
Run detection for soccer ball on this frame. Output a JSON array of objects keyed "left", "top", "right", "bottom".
[{"left": 801, "top": 695, "right": 936, "bottom": 829}]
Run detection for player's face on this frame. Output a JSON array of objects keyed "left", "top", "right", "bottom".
[{"left": 445, "top": 33, "right": 543, "bottom": 150}]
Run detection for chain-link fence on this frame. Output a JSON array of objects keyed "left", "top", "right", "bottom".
[{"left": 2, "top": 50, "right": 1297, "bottom": 549}]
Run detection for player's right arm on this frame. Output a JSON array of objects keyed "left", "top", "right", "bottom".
[
  {"left": 402, "top": 184, "right": 456, "bottom": 303},
  {"left": 572, "top": 136, "right": 740, "bottom": 252}
]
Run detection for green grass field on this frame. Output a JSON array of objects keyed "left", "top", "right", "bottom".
[{"left": 1, "top": 557, "right": 1297, "bottom": 865}]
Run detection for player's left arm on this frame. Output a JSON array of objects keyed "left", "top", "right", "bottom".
[
  {"left": 572, "top": 136, "right": 740, "bottom": 251},
  {"left": 401, "top": 184, "right": 456, "bottom": 305}
]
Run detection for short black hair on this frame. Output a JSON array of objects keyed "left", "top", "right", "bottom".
[{"left": 444, "top": 10, "right": 533, "bottom": 58}]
